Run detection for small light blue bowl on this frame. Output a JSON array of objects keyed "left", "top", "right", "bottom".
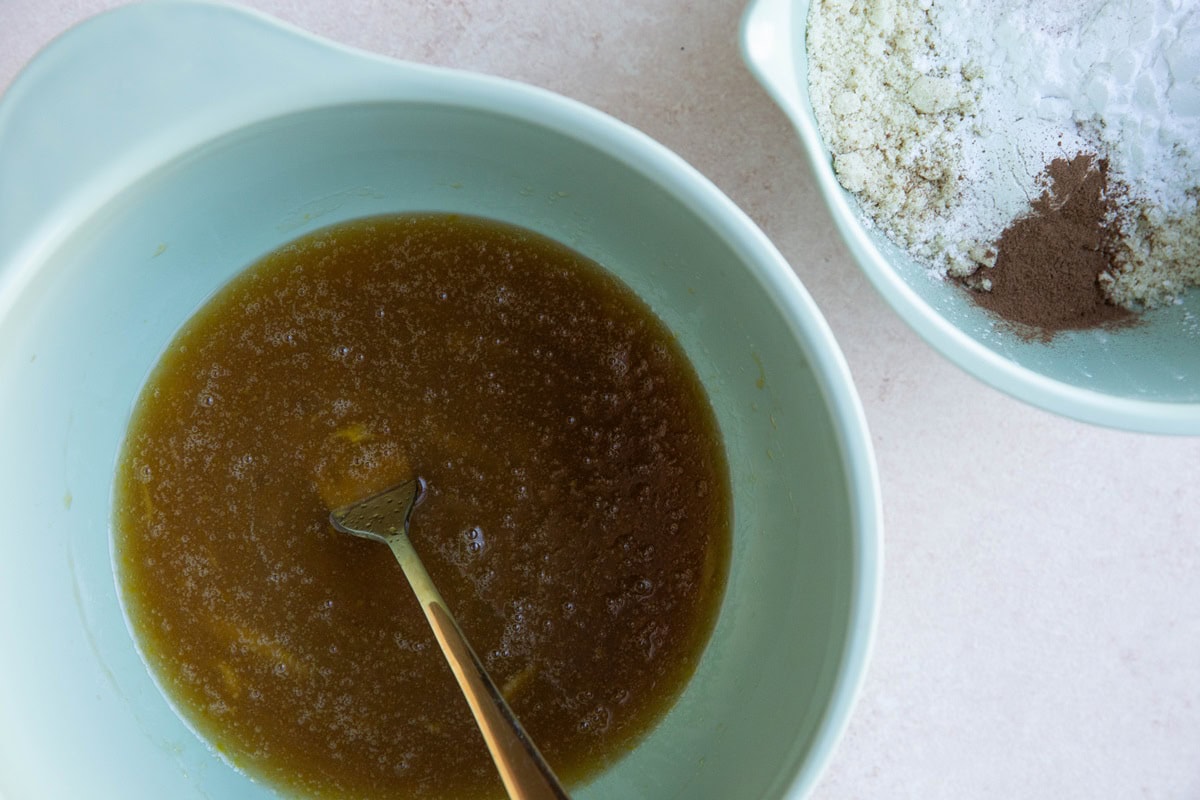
[
  {"left": 742, "top": 0, "right": 1200, "bottom": 435},
  {"left": 0, "top": 2, "right": 880, "bottom": 798}
]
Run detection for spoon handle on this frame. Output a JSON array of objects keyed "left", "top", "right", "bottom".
[{"left": 386, "top": 534, "right": 571, "bottom": 800}]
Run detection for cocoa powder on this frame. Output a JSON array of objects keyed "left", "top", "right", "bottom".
[{"left": 962, "top": 153, "right": 1133, "bottom": 339}]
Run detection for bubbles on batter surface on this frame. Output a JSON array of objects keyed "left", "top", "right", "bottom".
[{"left": 465, "top": 526, "right": 486, "bottom": 554}]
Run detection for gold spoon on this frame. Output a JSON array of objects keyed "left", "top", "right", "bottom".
[{"left": 329, "top": 478, "right": 570, "bottom": 800}]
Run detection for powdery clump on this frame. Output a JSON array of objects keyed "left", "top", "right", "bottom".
[{"left": 1105, "top": 196, "right": 1200, "bottom": 309}]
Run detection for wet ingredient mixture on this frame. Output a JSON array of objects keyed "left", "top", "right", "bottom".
[{"left": 114, "top": 214, "right": 731, "bottom": 799}]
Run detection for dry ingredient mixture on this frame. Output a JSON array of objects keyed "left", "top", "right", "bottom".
[{"left": 807, "top": 0, "right": 1200, "bottom": 329}]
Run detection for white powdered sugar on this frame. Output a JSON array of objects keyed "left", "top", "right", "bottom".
[{"left": 808, "top": 0, "right": 1200, "bottom": 309}]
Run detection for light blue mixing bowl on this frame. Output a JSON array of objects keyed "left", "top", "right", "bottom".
[
  {"left": 742, "top": 0, "right": 1200, "bottom": 434},
  {"left": 0, "top": 3, "right": 880, "bottom": 798}
]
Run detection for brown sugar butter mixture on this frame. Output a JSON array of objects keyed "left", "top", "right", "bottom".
[{"left": 115, "top": 214, "right": 731, "bottom": 799}]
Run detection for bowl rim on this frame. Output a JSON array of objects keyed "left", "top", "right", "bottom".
[{"left": 740, "top": 0, "right": 1200, "bottom": 436}]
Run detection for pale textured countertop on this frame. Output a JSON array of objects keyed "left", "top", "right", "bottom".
[{"left": 2, "top": 1, "right": 1198, "bottom": 798}]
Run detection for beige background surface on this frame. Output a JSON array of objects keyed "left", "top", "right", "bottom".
[{"left": 2, "top": 1, "right": 1198, "bottom": 797}]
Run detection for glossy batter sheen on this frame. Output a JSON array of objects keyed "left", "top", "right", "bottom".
[{"left": 115, "top": 214, "right": 731, "bottom": 799}]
